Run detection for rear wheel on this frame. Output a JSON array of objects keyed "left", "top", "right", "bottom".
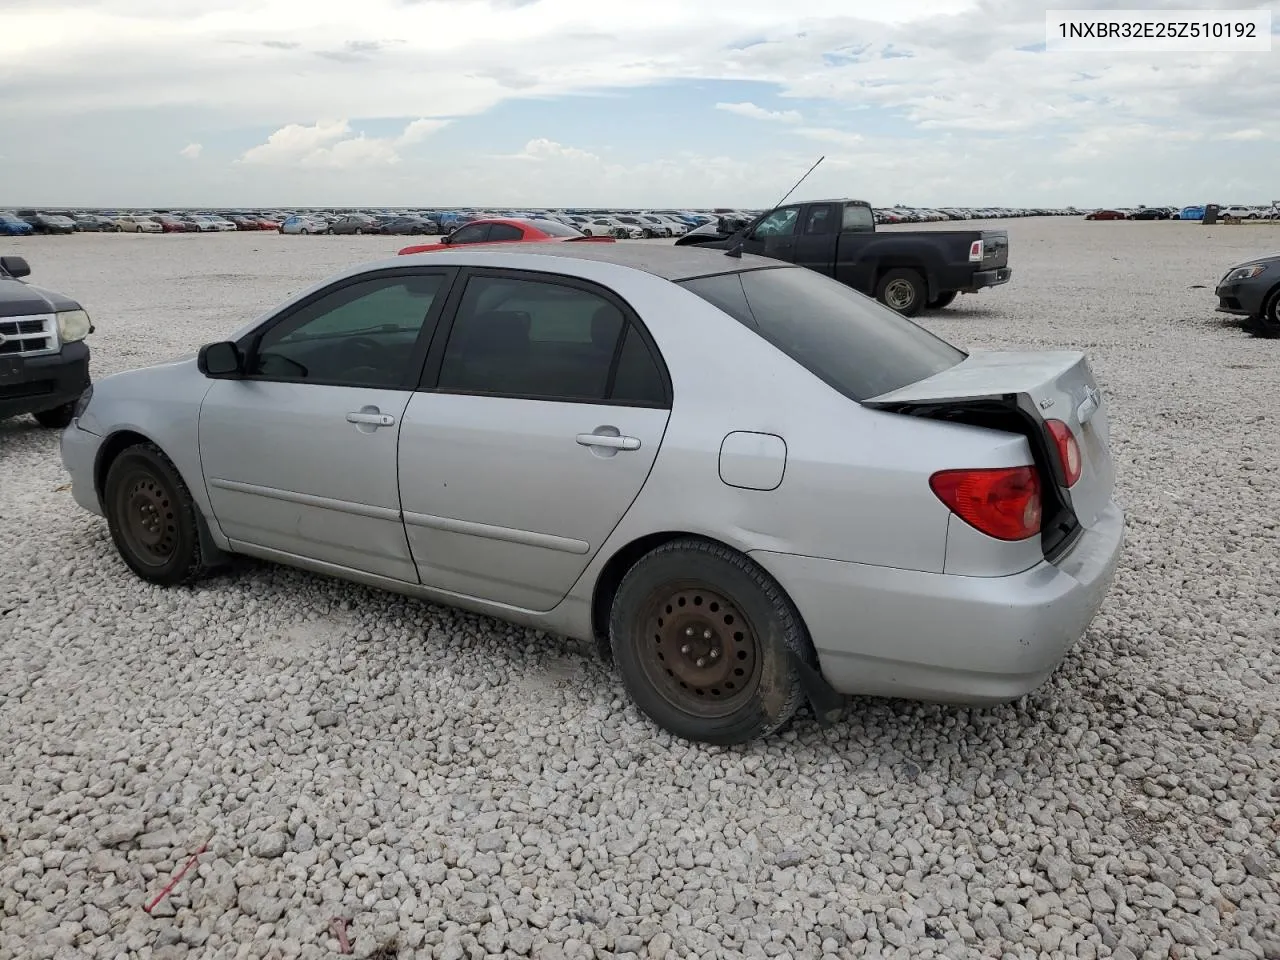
[
  {"left": 300, "top": 228, "right": 310, "bottom": 235},
  {"left": 34, "top": 402, "right": 75, "bottom": 429},
  {"left": 609, "top": 538, "right": 810, "bottom": 745},
  {"left": 355, "top": 227, "right": 363, "bottom": 235},
  {"left": 927, "top": 291, "right": 958, "bottom": 310},
  {"left": 104, "top": 443, "right": 209, "bottom": 586},
  {"left": 876, "top": 268, "right": 927, "bottom": 316}
]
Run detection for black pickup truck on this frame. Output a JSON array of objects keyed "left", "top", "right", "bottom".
[
  {"left": 0, "top": 255, "right": 93, "bottom": 428},
  {"left": 674, "top": 199, "right": 1011, "bottom": 316}
]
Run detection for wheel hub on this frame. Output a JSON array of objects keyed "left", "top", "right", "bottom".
[
  {"left": 885, "top": 279, "right": 915, "bottom": 309},
  {"left": 120, "top": 474, "right": 177, "bottom": 563},
  {"left": 644, "top": 587, "right": 759, "bottom": 714}
]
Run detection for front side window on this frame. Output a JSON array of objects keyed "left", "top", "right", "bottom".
[
  {"left": 435, "top": 275, "right": 667, "bottom": 404},
  {"left": 679, "top": 266, "right": 964, "bottom": 401},
  {"left": 250, "top": 273, "right": 446, "bottom": 388},
  {"left": 751, "top": 206, "right": 800, "bottom": 238}
]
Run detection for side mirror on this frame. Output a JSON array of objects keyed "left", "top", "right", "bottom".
[
  {"left": 0, "top": 255, "right": 31, "bottom": 279},
  {"left": 198, "top": 341, "right": 243, "bottom": 378}
]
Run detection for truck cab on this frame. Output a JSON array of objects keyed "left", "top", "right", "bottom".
[{"left": 678, "top": 198, "right": 1011, "bottom": 316}]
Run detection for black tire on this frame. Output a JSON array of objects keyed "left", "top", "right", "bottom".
[
  {"left": 875, "top": 268, "right": 926, "bottom": 316},
  {"left": 300, "top": 228, "right": 309, "bottom": 235},
  {"left": 34, "top": 402, "right": 76, "bottom": 429},
  {"left": 103, "top": 443, "right": 209, "bottom": 586},
  {"left": 608, "top": 538, "right": 812, "bottom": 745},
  {"left": 354, "top": 227, "right": 363, "bottom": 235},
  {"left": 927, "top": 291, "right": 958, "bottom": 310},
  {"left": 1251, "top": 289, "right": 1280, "bottom": 339}
]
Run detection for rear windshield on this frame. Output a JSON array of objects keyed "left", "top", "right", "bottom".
[
  {"left": 679, "top": 266, "right": 965, "bottom": 401},
  {"left": 530, "top": 219, "right": 583, "bottom": 237},
  {"left": 842, "top": 204, "right": 875, "bottom": 232}
]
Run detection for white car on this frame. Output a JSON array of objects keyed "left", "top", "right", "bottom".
[
  {"left": 581, "top": 217, "right": 644, "bottom": 239},
  {"left": 1221, "top": 205, "right": 1263, "bottom": 220},
  {"left": 278, "top": 215, "right": 328, "bottom": 235},
  {"left": 114, "top": 215, "right": 163, "bottom": 234},
  {"left": 195, "top": 215, "right": 238, "bottom": 232}
]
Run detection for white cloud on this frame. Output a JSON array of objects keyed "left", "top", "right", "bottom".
[
  {"left": 715, "top": 101, "right": 803, "bottom": 124},
  {"left": 179, "top": 142, "right": 202, "bottom": 159},
  {"left": 237, "top": 116, "right": 449, "bottom": 168}
]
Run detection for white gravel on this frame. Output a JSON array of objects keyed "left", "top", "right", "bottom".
[{"left": 1, "top": 221, "right": 1278, "bottom": 960}]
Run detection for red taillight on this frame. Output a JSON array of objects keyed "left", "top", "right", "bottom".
[
  {"left": 930, "top": 466, "right": 1042, "bottom": 541},
  {"left": 968, "top": 239, "right": 983, "bottom": 262},
  {"left": 1046, "top": 419, "right": 1081, "bottom": 486}
]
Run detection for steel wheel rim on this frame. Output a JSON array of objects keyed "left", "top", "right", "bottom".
[
  {"left": 637, "top": 582, "right": 762, "bottom": 719},
  {"left": 116, "top": 469, "right": 178, "bottom": 567},
  {"left": 885, "top": 279, "right": 916, "bottom": 310}
]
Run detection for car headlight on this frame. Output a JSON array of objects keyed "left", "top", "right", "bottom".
[
  {"left": 1224, "top": 264, "right": 1266, "bottom": 282},
  {"left": 57, "top": 309, "right": 92, "bottom": 343},
  {"left": 73, "top": 384, "right": 94, "bottom": 419}
]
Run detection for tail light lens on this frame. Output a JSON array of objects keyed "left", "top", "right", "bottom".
[
  {"left": 1046, "top": 419, "right": 1082, "bottom": 486},
  {"left": 968, "top": 239, "right": 984, "bottom": 262},
  {"left": 930, "top": 466, "right": 1042, "bottom": 541}
]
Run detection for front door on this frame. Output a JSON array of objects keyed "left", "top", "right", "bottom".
[
  {"left": 398, "top": 269, "right": 672, "bottom": 610},
  {"left": 740, "top": 204, "right": 800, "bottom": 261},
  {"left": 198, "top": 268, "right": 455, "bottom": 583}
]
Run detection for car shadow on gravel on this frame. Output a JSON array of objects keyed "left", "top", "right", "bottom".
[{"left": 204, "top": 559, "right": 1102, "bottom": 773}]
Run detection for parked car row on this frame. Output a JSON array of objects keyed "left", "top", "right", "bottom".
[{"left": 1085, "top": 204, "right": 1280, "bottom": 221}]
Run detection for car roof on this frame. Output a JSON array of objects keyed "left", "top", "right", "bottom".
[{"left": 399, "top": 241, "right": 785, "bottom": 281}]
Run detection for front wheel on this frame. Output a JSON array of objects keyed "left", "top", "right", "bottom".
[
  {"left": 103, "top": 443, "right": 210, "bottom": 586},
  {"left": 927, "top": 291, "right": 958, "bottom": 310},
  {"left": 354, "top": 227, "right": 363, "bottom": 235},
  {"left": 300, "top": 228, "right": 310, "bottom": 235},
  {"left": 609, "top": 538, "right": 811, "bottom": 745},
  {"left": 1250, "top": 289, "right": 1280, "bottom": 339},
  {"left": 34, "top": 402, "right": 76, "bottom": 429},
  {"left": 875, "top": 268, "right": 927, "bottom": 316}
]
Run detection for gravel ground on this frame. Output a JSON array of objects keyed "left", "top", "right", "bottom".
[{"left": 1, "top": 220, "right": 1278, "bottom": 960}]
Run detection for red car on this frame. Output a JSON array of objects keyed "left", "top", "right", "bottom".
[
  {"left": 1084, "top": 209, "right": 1126, "bottom": 221},
  {"left": 398, "top": 217, "right": 614, "bottom": 255}
]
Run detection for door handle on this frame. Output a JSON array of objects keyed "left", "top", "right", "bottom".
[
  {"left": 576, "top": 433, "right": 641, "bottom": 451},
  {"left": 347, "top": 411, "right": 396, "bottom": 427}
]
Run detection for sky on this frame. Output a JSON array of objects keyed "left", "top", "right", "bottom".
[{"left": 1, "top": 0, "right": 1277, "bottom": 208}]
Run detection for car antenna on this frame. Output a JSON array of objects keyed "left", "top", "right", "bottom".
[{"left": 726, "top": 155, "right": 824, "bottom": 258}]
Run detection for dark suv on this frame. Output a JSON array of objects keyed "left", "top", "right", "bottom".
[{"left": 0, "top": 256, "right": 93, "bottom": 428}]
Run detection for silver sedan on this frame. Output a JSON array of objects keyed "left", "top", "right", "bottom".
[{"left": 59, "top": 243, "right": 1124, "bottom": 744}]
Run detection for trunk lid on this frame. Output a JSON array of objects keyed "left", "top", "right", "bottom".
[
  {"left": 865, "top": 349, "right": 1114, "bottom": 554},
  {"left": 978, "top": 231, "right": 1009, "bottom": 269}
]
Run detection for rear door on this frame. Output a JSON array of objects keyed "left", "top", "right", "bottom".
[
  {"left": 792, "top": 203, "right": 837, "bottom": 276},
  {"left": 398, "top": 268, "right": 672, "bottom": 611}
]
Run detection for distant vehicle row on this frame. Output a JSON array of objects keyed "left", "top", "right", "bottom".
[
  {"left": 0, "top": 204, "right": 1091, "bottom": 239},
  {"left": 1084, "top": 204, "right": 1279, "bottom": 221}
]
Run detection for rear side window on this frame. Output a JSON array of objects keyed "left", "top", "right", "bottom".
[
  {"left": 679, "top": 267, "right": 964, "bottom": 401},
  {"left": 842, "top": 204, "right": 875, "bottom": 232}
]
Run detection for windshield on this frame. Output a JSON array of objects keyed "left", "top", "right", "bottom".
[{"left": 679, "top": 266, "right": 965, "bottom": 401}]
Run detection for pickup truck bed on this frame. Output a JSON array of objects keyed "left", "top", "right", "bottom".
[{"left": 675, "top": 199, "right": 1011, "bottom": 315}]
